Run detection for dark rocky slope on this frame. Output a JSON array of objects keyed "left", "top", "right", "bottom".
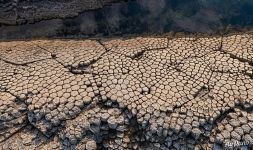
[
  {"left": 0, "top": 0, "right": 121, "bottom": 25},
  {"left": 0, "top": 0, "right": 253, "bottom": 39}
]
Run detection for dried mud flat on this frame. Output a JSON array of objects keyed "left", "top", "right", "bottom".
[{"left": 0, "top": 33, "right": 253, "bottom": 150}]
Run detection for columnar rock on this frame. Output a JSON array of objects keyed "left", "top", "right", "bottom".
[{"left": 0, "top": 33, "right": 253, "bottom": 149}]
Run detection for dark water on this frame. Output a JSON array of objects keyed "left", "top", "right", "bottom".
[{"left": 0, "top": 0, "right": 253, "bottom": 39}]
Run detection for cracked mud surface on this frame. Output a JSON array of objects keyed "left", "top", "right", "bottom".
[{"left": 0, "top": 33, "right": 253, "bottom": 149}]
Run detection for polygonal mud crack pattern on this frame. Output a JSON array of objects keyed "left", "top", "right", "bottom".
[
  {"left": 91, "top": 51, "right": 132, "bottom": 75},
  {"left": 222, "top": 34, "right": 253, "bottom": 64},
  {"left": 137, "top": 37, "right": 169, "bottom": 50},
  {"left": 103, "top": 39, "right": 146, "bottom": 58},
  {"left": 0, "top": 34, "right": 253, "bottom": 149},
  {"left": 0, "top": 41, "right": 52, "bottom": 65},
  {"left": 36, "top": 40, "right": 106, "bottom": 73}
]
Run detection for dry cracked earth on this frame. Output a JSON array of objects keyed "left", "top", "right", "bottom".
[{"left": 0, "top": 33, "right": 253, "bottom": 150}]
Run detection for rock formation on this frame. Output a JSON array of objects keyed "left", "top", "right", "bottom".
[
  {"left": 1, "top": 0, "right": 253, "bottom": 39},
  {"left": 0, "top": 33, "right": 253, "bottom": 149},
  {"left": 0, "top": 0, "right": 121, "bottom": 25}
]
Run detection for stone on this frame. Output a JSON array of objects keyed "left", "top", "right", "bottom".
[{"left": 86, "top": 140, "right": 97, "bottom": 150}]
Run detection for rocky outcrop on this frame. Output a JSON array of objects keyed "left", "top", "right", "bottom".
[
  {"left": 0, "top": 0, "right": 121, "bottom": 25},
  {"left": 0, "top": 0, "right": 252, "bottom": 39}
]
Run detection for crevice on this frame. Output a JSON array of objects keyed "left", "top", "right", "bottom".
[
  {"left": 35, "top": 45, "right": 71, "bottom": 70},
  {"left": 229, "top": 53, "right": 252, "bottom": 64},
  {"left": 144, "top": 47, "right": 169, "bottom": 52},
  {"left": 170, "top": 67, "right": 215, "bottom": 111},
  {"left": 54, "top": 40, "right": 111, "bottom": 75},
  {"left": 0, "top": 122, "right": 28, "bottom": 143},
  {"left": 98, "top": 39, "right": 148, "bottom": 61},
  {"left": 0, "top": 44, "right": 54, "bottom": 66},
  {"left": 131, "top": 50, "right": 145, "bottom": 60},
  {"left": 214, "top": 36, "right": 253, "bottom": 66},
  {"left": 165, "top": 48, "right": 216, "bottom": 71},
  {"left": 96, "top": 97, "right": 126, "bottom": 111},
  {"left": 97, "top": 39, "right": 110, "bottom": 52},
  {"left": 248, "top": 61, "right": 253, "bottom": 67},
  {"left": 0, "top": 57, "right": 28, "bottom": 66},
  {"left": 193, "top": 85, "right": 209, "bottom": 99},
  {"left": 211, "top": 69, "right": 253, "bottom": 80},
  {"left": 67, "top": 63, "right": 93, "bottom": 75},
  {"left": 0, "top": 55, "right": 55, "bottom": 66}
]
